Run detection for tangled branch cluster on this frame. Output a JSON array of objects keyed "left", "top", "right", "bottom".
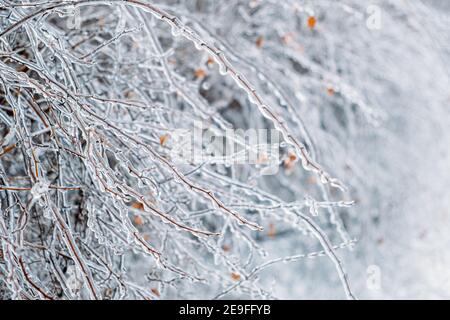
[{"left": 2, "top": 0, "right": 446, "bottom": 300}]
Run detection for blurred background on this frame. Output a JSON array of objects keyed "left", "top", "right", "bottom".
[{"left": 166, "top": 0, "right": 450, "bottom": 299}]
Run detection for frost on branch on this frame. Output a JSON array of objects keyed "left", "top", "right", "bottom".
[{"left": 1, "top": 0, "right": 448, "bottom": 300}]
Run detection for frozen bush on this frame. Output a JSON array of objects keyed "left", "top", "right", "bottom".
[{"left": 0, "top": 0, "right": 449, "bottom": 300}]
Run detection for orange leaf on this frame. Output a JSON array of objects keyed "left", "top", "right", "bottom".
[
  {"left": 283, "top": 152, "right": 297, "bottom": 170},
  {"left": 255, "top": 36, "right": 264, "bottom": 48},
  {"left": 124, "top": 90, "right": 135, "bottom": 99},
  {"left": 268, "top": 223, "right": 276, "bottom": 239},
  {"left": 231, "top": 272, "right": 241, "bottom": 281},
  {"left": 288, "top": 152, "right": 297, "bottom": 162},
  {"left": 151, "top": 288, "right": 160, "bottom": 297},
  {"left": 307, "top": 16, "right": 317, "bottom": 29},
  {"left": 0, "top": 143, "right": 16, "bottom": 157},
  {"left": 327, "top": 87, "right": 335, "bottom": 96},
  {"left": 206, "top": 56, "right": 215, "bottom": 67},
  {"left": 194, "top": 68, "right": 206, "bottom": 79},
  {"left": 131, "top": 202, "right": 144, "bottom": 211},
  {"left": 159, "top": 134, "right": 169, "bottom": 146},
  {"left": 133, "top": 215, "right": 144, "bottom": 226}
]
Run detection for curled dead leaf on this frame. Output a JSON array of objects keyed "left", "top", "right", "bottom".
[
  {"left": 159, "top": 134, "right": 169, "bottom": 146},
  {"left": 307, "top": 16, "right": 317, "bottom": 29},
  {"left": 231, "top": 272, "right": 241, "bottom": 281},
  {"left": 124, "top": 90, "right": 135, "bottom": 99},
  {"left": 206, "top": 56, "right": 215, "bottom": 67},
  {"left": 268, "top": 223, "right": 276, "bottom": 239},
  {"left": 283, "top": 152, "right": 297, "bottom": 170},
  {"left": 255, "top": 36, "right": 264, "bottom": 48},
  {"left": 133, "top": 215, "right": 144, "bottom": 226},
  {"left": 131, "top": 202, "right": 145, "bottom": 211},
  {"left": 195, "top": 68, "right": 206, "bottom": 79},
  {"left": 151, "top": 288, "right": 160, "bottom": 297}
]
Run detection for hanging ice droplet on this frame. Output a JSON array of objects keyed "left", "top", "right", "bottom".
[
  {"left": 248, "top": 93, "right": 257, "bottom": 104},
  {"left": 31, "top": 181, "right": 50, "bottom": 200},
  {"left": 194, "top": 41, "right": 204, "bottom": 51},
  {"left": 171, "top": 26, "right": 181, "bottom": 37},
  {"left": 218, "top": 63, "right": 228, "bottom": 75},
  {"left": 309, "top": 202, "right": 319, "bottom": 216},
  {"left": 258, "top": 248, "right": 269, "bottom": 257}
]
